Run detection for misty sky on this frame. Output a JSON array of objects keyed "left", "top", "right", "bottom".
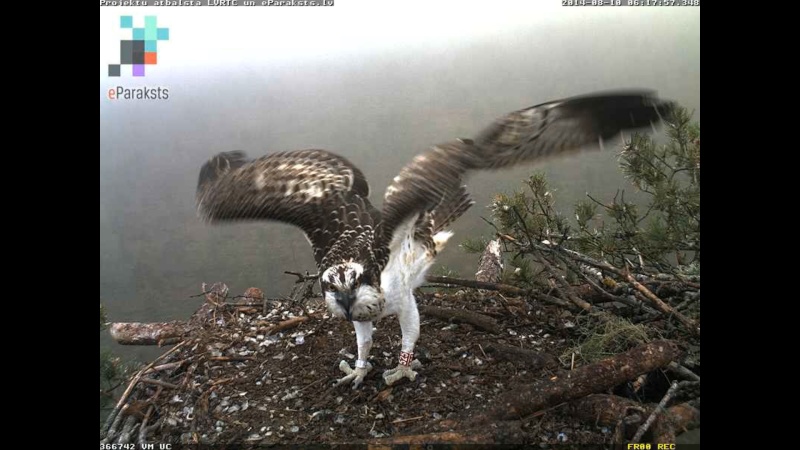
[{"left": 100, "top": 1, "right": 699, "bottom": 359}]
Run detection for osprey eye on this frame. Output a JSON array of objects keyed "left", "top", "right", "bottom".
[{"left": 326, "top": 284, "right": 337, "bottom": 293}]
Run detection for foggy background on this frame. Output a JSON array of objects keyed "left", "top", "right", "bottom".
[{"left": 100, "top": 1, "right": 700, "bottom": 361}]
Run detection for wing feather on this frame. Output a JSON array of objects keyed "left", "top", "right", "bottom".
[
  {"left": 196, "top": 149, "right": 378, "bottom": 265},
  {"left": 374, "top": 90, "right": 675, "bottom": 269}
]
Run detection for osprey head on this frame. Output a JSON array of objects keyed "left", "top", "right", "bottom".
[{"left": 321, "top": 262, "right": 381, "bottom": 322}]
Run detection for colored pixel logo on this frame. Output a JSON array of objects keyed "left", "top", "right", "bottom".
[{"left": 108, "top": 16, "right": 169, "bottom": 77}]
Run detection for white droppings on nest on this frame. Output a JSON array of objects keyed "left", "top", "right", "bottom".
[{"left": 282, "top": 391, "right": 300, "bottom": 402}]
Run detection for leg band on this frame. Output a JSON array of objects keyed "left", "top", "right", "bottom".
[{"left": 399, "top": 351, "right": 414, "bottom": 367}]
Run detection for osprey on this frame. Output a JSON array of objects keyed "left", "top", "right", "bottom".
[{"left": 196, "top": 91, "right": 674, "bottom": 388}]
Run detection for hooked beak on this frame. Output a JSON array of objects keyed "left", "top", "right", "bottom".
[{"left": 334, "top": 291, "right": 356, "bottom": 321}]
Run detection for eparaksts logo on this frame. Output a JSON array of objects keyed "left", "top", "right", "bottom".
[
  {"left": 108, "top": 16, "right": 169, "bottom": 77},
  {"left": 105, "top": 16, "right": 170, "bottom": 101},
  {"left": 107, "top": 86, "right": 170, "bottom": 100}
]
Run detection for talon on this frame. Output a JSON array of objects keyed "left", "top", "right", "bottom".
[
  {"left": 382, "top": 359, "right": 422, "bottom": 385},
  {"left": 335, "top": 360, "right": 372, "bottom": 388}
]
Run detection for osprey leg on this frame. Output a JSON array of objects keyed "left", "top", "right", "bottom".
[
  {"left": 383, "top": 295, "right": 421, "bottom": 385},
  {"left": 336, "top": 320, "right": 373, "bottom": 388}
]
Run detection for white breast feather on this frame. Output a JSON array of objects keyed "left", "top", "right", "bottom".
[{"left": 379, "top": 216, "right": 449, "bottom": 318}]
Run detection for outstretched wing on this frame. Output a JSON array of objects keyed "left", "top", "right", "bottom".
[
  {"left": 374, "top": 90, "right": 675, "bottom": 269},
  {"left": 196, "top": 149, "right": 379, "bottom": 266}
]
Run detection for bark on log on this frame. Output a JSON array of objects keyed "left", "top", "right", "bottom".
[
  {"left": 475, "top": 239, "right": 503, "bottom": 283},
  {"left": 490, "top": 340, "right": 681, "bottom": 420},
  {"left": 483, "top": 343, "right": 559, "bottom": 371},
  {"left": 666, "top": 403, "right": 700, "bottom": 430},
  {"left": 109, "top": 321, "right": 191, "bottom": 345},
  {"left": 419, "top": 305, "right": 501, "bottom": 334}
]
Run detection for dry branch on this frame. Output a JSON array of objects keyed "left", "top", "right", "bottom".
[
  {"left": 138, "top": 405, "right": 154, "bottom": 447},
  {"left": 139, "top": 378, "right": 180, "bottom": 389},
  {"left": 489, "top": 340, "right": 681, "bottom": 420},
  {"left": 102, "top": 341, "right": 187, "bottom": 439},
  {"left": 537, "top": 253, "right": 592, "bottom": 311},
  {"left": 666, "top": 362, "right": 700, "bottom": 381},
  {"left": 208, "top": 356, "right": 256, "bottom": 362},
  {"left": 534, "top": 242, "right": 700, "bottom": 335},
  {"left": 425, "top": 275, "right": 575, "bottom": 310},
  {"left": 118, "top": 416, "right": 138, "bottom": 444},
  {"left": 632, "top": 380, "right": 678, "bottom": 442},
  {"left": 145, "top": 361, "right": 185, "bottom": 374},
  {"left": 263, "top": 316, "right": 309, "bottom": 335},
  {"left": 371, "top": 431, "right": 493, "bottom": 445},
  {"left": 623, "top": 271, "right": 700, "bottom": 335},
  {"left": 418, "top": 305, "right": 501, "bottom": 334},
  {"left": 284, "top": 271, "right": 320, "bottom": 282},
  {"left": 109, "top": 321, "right": 191, "bottom": 345},
  {"left": 426, "top": 275, "right": 528, "bottom": 296}
]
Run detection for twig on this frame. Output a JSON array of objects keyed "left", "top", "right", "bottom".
[
  {"left": 210, "top": 377, "right": 235, "bottom": 386},
  {"left": 667, "top": 362, "right": 700, "bottom": 382},
  {"left": 117, "top": 416, "right": 139, "bottom": 444},
  {"left": 556, "top": 253, "right": 654, "bottom": 313},
  {"left": 631, "top": 381, "right": 698, "bottom": 442},
  {"left": 534, "top": 242, "right": 699, "bottom": 335},
  {"left": 425, "top": 275, "right": 575, "bottom": 310},
  {"left": 101, "top": 405, "right": 125, "bottom": 443},
  {"left": 208, "top": 356, "right": 256, "bottom": 362},
  {"left": 263, "top": 315, "right": 310, "bottom": 335},
  {"left": 539, "top": 242, "right": 700, "bottom": 289},
  {"left": 623, "top": 266, "right": 699, "bottom": 335},
  {"left": 426, "top": 275, "right": 526, "bottom": 295},
  {"left": 419, "top": 305, "right": 500, "bottom": 334},
  {"left": 632, "top": 380, "right": 680, "bottom": 442},
  {"left": 138, "top": 405, "right": 155, "bottom": 448},
  {"left": 102, "top": 341, "right": 187, "bottom": 438},
  {"left": 284, "top": 271, "right": 320, "bottom": 283},
  {"left": 392, "top": 415, "right": 424, "bottom": 424},
  {"left": 299, "top": 377, "right": 326, "bottom": 393},
  {"left": 145, "top": 360, "right": 186, "bottom": 374},
  {"left": 139, "top": 378, "right": 181, "bottom": 389},
  {"left": 536, "top": 253, "right": 592, "bottom": 311}
]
